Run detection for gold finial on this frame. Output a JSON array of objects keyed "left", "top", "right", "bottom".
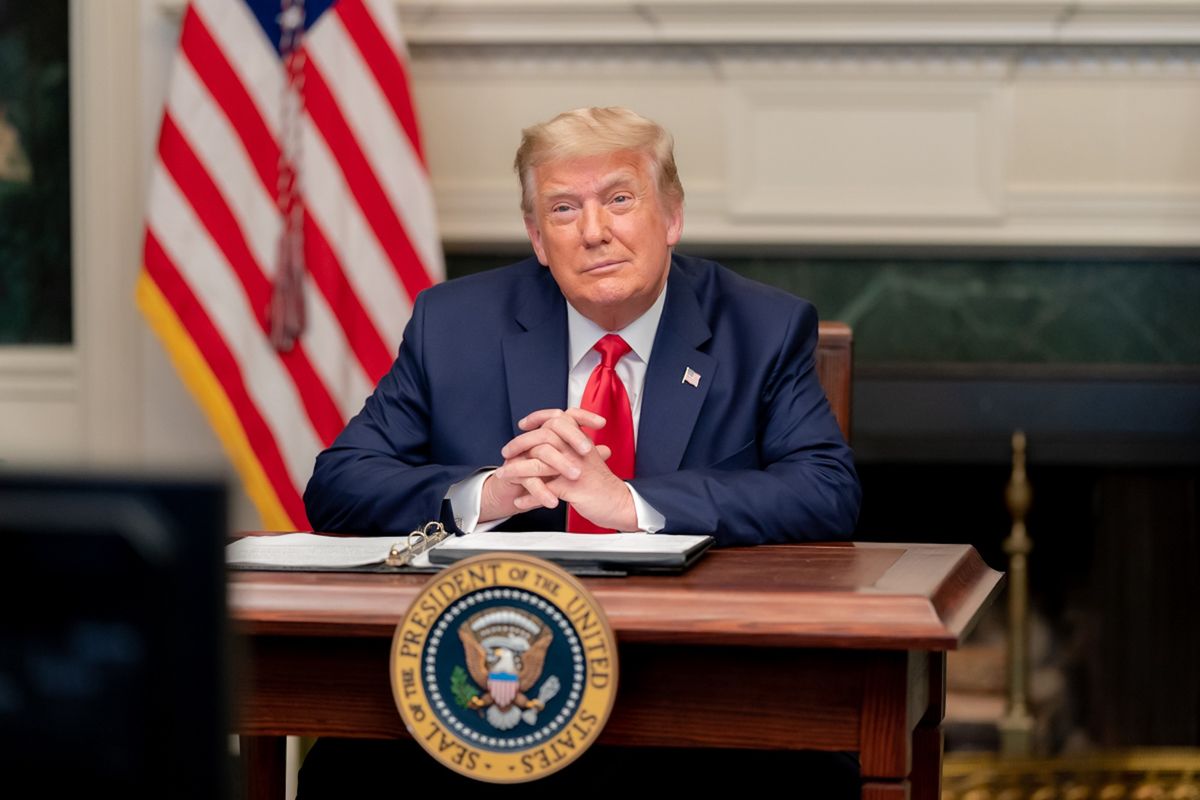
[{"left": 1005, "top": 430, "right": 1032, "bottom": 526}]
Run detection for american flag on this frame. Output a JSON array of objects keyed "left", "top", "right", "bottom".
[{"left": 137, "top": 0, "right": 442, "bottom": 529}]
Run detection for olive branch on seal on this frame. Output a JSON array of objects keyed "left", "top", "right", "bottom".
[{"left": 450, "top": 665, "right": 480, "bottom": 708}]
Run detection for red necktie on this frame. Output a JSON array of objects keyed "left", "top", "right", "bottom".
[{"left": 567, "top": 334, "right": 635, "bottom": 533}]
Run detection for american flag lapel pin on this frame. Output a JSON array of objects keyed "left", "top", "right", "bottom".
[{"left": 682, "top": 367, "right": 701, "bottom": 388}]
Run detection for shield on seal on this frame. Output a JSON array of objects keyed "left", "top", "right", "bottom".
[{"left": 488, "top": 673, "right": 518, "bottom": 708}]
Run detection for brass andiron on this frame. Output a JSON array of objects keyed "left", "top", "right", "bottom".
[{"left": 1000, "top": 430, "right": 1036, "bottom": 755}]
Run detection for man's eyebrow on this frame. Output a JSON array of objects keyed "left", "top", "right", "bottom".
[
  {"left": 593, "top": 170, "right": 641, "bottom": 194},
  {"left": 539, "top": 170, "right": 642, "bottom": 200}
]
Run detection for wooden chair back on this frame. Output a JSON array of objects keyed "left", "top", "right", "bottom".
[{"left": 816, "top": 321, "right": 853, "bottom": 442}]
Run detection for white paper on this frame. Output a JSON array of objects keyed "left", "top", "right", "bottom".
[
  {"left": 226, "top": 530, "right": 708, "bottom": 570},
  {"left": 438, "top": 531, "right": 708, "bottom": 555},
  {"left": 225, "top": 533, "right": 400, "bottom": 568}
]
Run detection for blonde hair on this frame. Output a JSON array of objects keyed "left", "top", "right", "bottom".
[{"left": 514, "top": 107, "right": 685, "bottom": 215}]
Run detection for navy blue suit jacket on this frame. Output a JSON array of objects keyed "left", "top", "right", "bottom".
[{"left": 304, "top": 254, "right": 860, "bottom": 545}]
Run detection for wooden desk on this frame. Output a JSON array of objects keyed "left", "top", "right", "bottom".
[{"left": 232, "top": 542, "right": 1001, "bottom": 799}]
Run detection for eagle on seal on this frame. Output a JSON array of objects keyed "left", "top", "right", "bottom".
[{"left": 458, "top": 607, "right": 558, "bottom": 730}]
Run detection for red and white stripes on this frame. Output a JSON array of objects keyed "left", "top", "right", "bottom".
[{"left": 139, "top": 0, "right": 442, "bottom": 529}]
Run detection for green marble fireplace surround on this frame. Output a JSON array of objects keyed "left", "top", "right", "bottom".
[
  {"left": 445, "top": 249, "right": 1200, "bottom": 465},
  {"left": 447, "top": 251, "right": 1199, "bottom": 366},
  {"left": 725, "top": 255, "right": 1200, "bottom": 367}
]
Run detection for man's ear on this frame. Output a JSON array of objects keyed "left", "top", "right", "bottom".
[
  {"left": 524, "top": 216, "right": 549, "bottom": 266},
  {"left": 665, "top": 202, "right": 684, "bottom": 247}
]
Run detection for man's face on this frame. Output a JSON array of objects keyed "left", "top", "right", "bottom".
[{"left": 524, "top": 151, "right": 683, "bottom": 331}]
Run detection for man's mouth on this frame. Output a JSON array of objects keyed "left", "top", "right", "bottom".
[{"left": 584, "top": 259, "right": 625, "bottom": 273}]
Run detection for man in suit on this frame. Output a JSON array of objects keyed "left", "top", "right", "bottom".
[
  {"left": 299, "top": 106, "right": 862, "bottom": 799},
  {"left": 304, "top": 106, "right": 859, "bottom": 543}
]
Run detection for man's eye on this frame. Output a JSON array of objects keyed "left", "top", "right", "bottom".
[
  {"left": 551, "top": 204, "right": 572, "bottom": 213},
  {"left": 611, "top": 194, "right": 632, "bottom": 204}
]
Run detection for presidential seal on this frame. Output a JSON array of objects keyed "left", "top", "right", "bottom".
[{"left": 390, "top": 554, "right": 618, "bottom": 783}]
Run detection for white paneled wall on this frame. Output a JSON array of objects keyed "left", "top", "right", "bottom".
[{"left": 412, "top": 41, "right": 1200, "bottom": 246}]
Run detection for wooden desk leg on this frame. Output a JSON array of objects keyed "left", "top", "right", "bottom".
[
  {"left": 859, "top": 652, "right": 911, "bottom": 800},
  {"left": 910, "top": 725, "right": 943, "bottom": 800},
  {"left": 860, "top": 650, "right": 945, "bottom": 800},
  {"left": 241, "top": 735, "right": 286, "bottom": 800},
  {"left": 911, "top": 653, "right": 946, "bottom": 800}
]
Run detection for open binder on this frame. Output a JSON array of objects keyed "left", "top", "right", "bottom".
[{"left": 226, "top": 522, "right": 714, "bottom": 576}]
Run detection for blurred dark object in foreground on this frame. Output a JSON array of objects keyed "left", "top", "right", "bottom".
[{"left": 0, "top": 470, "right": 230, "bottom": 799}]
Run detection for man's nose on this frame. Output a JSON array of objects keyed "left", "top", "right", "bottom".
[{"left": 579, "top": 203, "right": 611, "bottom": 246}]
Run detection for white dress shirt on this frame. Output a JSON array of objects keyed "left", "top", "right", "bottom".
[{"left": 446, "top": 286, "right": 669, "bottom": 533}]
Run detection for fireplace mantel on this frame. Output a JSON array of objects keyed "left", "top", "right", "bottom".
[{"left": 393, "top": 1, "right": 1200, "bottom": 46}]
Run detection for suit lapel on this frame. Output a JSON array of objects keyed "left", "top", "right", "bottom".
[
  {"left": 637, "top": 266, "right": 715, "bottom": 476},
  {"left": 502, "top": 269, "right": 569, "bottom": 436}
]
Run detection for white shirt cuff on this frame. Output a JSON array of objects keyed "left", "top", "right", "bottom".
[
  {"left": 445, "top": 469, "right": 509, "bottom": 533},
  {"left": 626, "top": 483, "right": 665, "bottom": 533}
]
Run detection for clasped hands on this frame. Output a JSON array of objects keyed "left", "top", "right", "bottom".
[{"left": 479, "top": 408, "right": 637, "bottom": 531}]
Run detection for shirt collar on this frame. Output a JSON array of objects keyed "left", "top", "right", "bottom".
[{"left": 566, "top": 280, "right": 668, "bottom": 370}]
